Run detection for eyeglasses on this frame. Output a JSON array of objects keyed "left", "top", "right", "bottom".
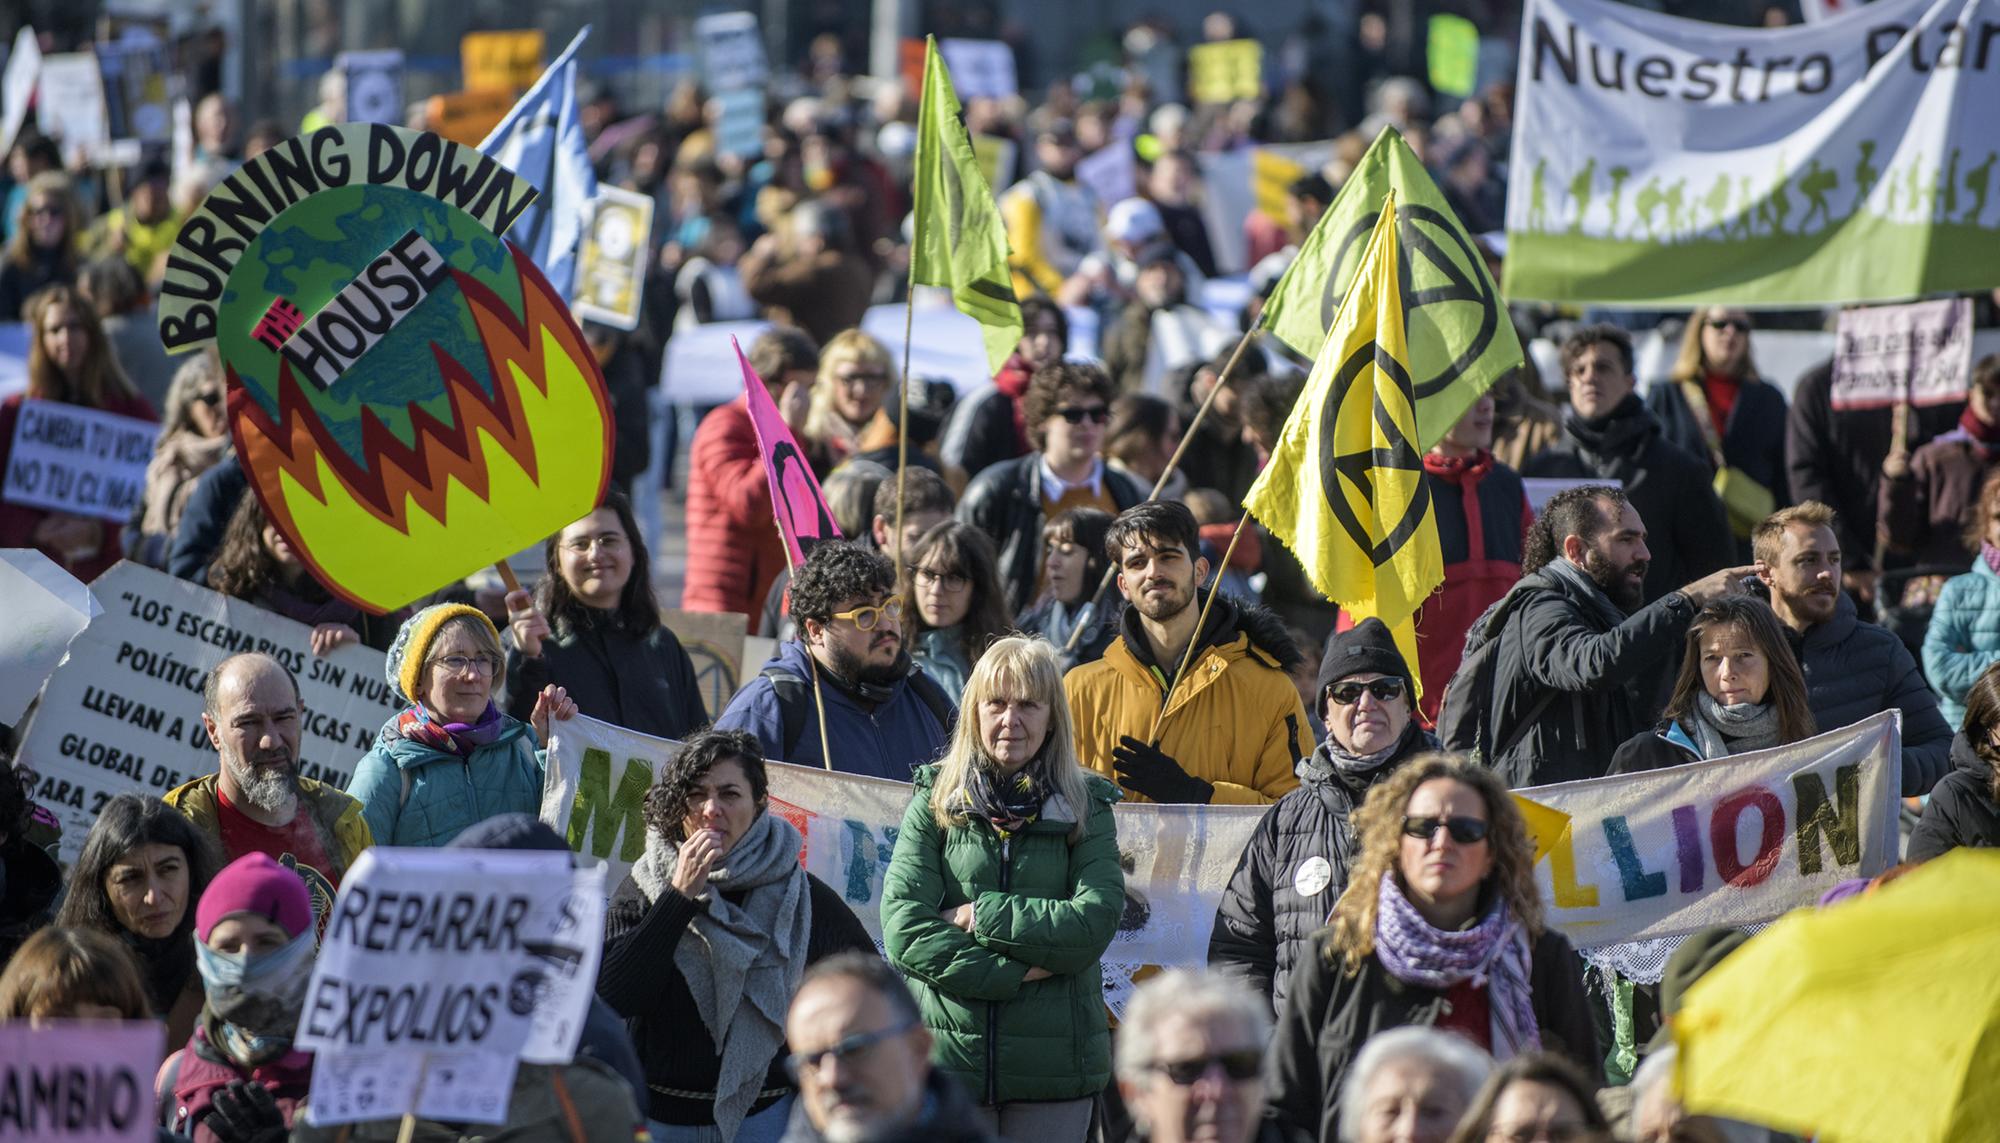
[
  {"left": 784, "top": 1021, "right": 918, "bottom": 1081},
  {"left": 26, "top": 204, "right": 63, "bottom": 218},
  {"left": 834, "top": 370, "right": 891, "bottom": 389},
  {"left": 430, "top": 654, "right": 499, "bottom": 677},
  {"left": 829, "top": 597, "right": 903, "bottom": 631},
  {"left": 1053, "top": 405, "right": 1111, "bottom": 425},
  {"left": 1147, "top": 1050, "right": 1263, "bottom": 1085},
  {"left": 1402, "top": 815, "right": 1490, "bottom": 845},
  {"left": 1326, "top": 678, "right": 1407, "bottom": 706},
  {"left": 914, "top": 566, "right": 969, "bottom": 592},
  {"left": 1706, "top": 318, "right": 1751, "bottom": 333}
]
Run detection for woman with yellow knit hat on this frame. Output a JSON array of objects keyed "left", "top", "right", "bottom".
[{"left": 345, "top": 603, "right": 577, "bottom": 847}]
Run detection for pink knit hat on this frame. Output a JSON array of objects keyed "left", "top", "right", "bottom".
[{"left": 195, "top": 853, "right": 314, "bottom": 942}]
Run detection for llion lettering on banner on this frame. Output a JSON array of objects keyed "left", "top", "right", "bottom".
[
  {"left": 1516, "top": 712, "right": 1900, "bottom": 947},
  {"left": 299, "top": 848, "right": 602, "bottom": 1126},
  {"left": 17, "top": 563, "right": 406, "bottom": 864},
  {"left": 0, "top": 1020, "right": 164, "bottom": 1142}
]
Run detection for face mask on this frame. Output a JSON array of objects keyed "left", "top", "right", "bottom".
[{"left": 195, "top": 927, "right": 314, "bottom": 1036}]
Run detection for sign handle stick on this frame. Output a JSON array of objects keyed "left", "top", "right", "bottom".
[
  {"left": 777, "top": 533, "right": 838, "bottom": 771},
  {"left": 395, "top": 1057, "right": 429, "bottom": 1143},
  {"left": 894, "top": 270, "right": 916, "bottom": 591},
  {"left": 1065, "top": 327, "right": 1261, "bottom": 653},
  {"left": 1875, "top": 399, "right": 1912, "bottom": 576},
  {"left": 495, "top": 562, "right": 523, "bottom": 596},
  {"left": 1145, "top": 509, "right": 1251, "bottom": 746}
]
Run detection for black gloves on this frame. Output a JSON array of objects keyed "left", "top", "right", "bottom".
[
  {"left": 206, "top": 1080, "right": 288, "bottom": 1143},
  {"left": 1112, "top": 736, "right": 1214, "bottom": 804}
]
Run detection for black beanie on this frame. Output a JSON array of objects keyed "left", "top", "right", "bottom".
[{"left": 1316, "top": 617, "right": 1414, "bottom": 703}]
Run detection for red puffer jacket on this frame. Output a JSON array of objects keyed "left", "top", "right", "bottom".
[
  {"left": 1413, "top": 451, "right": 1532, "bottom": 722},
  {"left": 682, "top": 399, "right": 789, "bottom": 629}
]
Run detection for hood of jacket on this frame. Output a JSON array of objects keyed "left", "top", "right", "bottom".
[
  {"left": 1117, "top": 593, "right": 1305, "bottom": 679},
  {"left": 1948, "top": 732, "right": 1995, "bottom": 783}
]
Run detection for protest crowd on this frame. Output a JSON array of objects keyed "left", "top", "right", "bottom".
[{"left": 1, "top": 2, "right": 1997, "bottom": 1142}]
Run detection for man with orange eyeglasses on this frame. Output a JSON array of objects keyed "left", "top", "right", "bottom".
[{"left": 716, "top": 541, "right": 956, "bottom": 778}]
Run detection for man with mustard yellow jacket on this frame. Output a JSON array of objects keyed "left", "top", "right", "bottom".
[{"left": 1064, "top": 502, "right": 1310, "bottom": 805}]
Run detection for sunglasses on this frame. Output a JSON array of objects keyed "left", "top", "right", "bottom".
[
  {"left": 1402, "top": 815, "right": 1490, "bottom": 845},
  {"left": 784, "top": 1021, "right": 918, "bottom": 1081},
  {"left": 1706, "top": 318, "right": 1751, "bottom": 333},
  {"left": 1326, "top": 678, "right": 1406, "bottom": 706},
  {"left": 1054, "top": 405, "right": 1111, "bottom": 425},
  {"left": 1148, "top": 1050, "right": 1264, "bottom": 1085},
  {"left": 829, "top": 597, "right": 904, "bottom": 631}
]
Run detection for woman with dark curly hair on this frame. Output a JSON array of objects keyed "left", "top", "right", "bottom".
[
  {"left": 596, "top": 727, "right": 874, "bottom": 1142},
  {"left": 55, "top": 794, "right": 222, "bottom": 1048},
  {"left": 1266, "top": 755, "right": 1598, "bottom": 1142},
  {"left": 206, "top": 494, "right": 407, "bottom": 653},
  {"left": 901, "top": 520, "right": 1013, "bottom": 695}
]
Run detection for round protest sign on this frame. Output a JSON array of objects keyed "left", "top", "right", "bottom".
[{"left": 156, "top": 123, "right": 612, "bottom": 613}]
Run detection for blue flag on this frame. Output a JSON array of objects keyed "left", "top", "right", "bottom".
[{"left": 479, "top": 27, "right": 595, "bottom": 304}]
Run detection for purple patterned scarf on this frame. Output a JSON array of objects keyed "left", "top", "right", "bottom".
[
  {"left": 1373, "top": 872, "right": 1542, "bottom": 1058},
  {"left": 1983, "top": 542, "right": 2000, "bottom": 575},
  {"left": 394, "top": 702, "right": 509, "bottom": 757}
]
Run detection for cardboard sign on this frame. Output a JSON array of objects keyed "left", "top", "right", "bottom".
[
  {"left": 0, "top": 550, "right": 99, "bottom": 725},
  {"left": 2, "top": 400, "right": 155, "bottom": 523},
  {"left": 425, "top": 88, "right": 515, "bottom": 146},
  {"left": 460, "top": 30, "right": 545, "bottom": 93},
  {"left": 34, "top": 53, "right": 108, "bottom": 166},
  {"left": 571, "top": 186, "right": 654, "bottom": 331},
  {"left": 299, "top": 848, "right": 601, "bottom": 1126},
  {"left": 1831, "top": 298, "right": 1974, "bottom": 410},
  {"left": 16, "top": 562, "right": 405, "bottom": 864},
  {"left": 340, "top": 50, "right": 405, "bottom": 124},
  {"left": 694, "top": 12, "right": 768, "bottom": 92},
  {"left": 1188, "top": 39, "right": 1263, "bottom": 105},
  {"left": 938, "top": 38, "right": 1017, "bottom": 100},
  {"left": 661, "top": 608, "right": 747, "bottom": 719},
  {"left": 157, "top": 123, "right": 612, "bottom": 614},
  {"left": 0, "top": 1020, "right": 165, "bottom": 1142}
]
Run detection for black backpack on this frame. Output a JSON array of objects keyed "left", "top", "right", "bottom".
[
  {"left": 761, "top": 664, "right": 957, "bottom": 764},
  {"left": 1435, "top": 582, "right": 1556, "bottom": 765}
]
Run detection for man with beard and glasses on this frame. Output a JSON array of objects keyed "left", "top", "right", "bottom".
[
  {"left": 1475, "top": 486, "right": 1755, "bottom": 788},
  {"left": 1753, "top": 501, "right": 1952, "bottom": 795},
  {"left": 1065, "top": 501, "right": 1311, "bottom": 804},
  {"left": 166, "top": 653, "right": 371, "bottom": 935},
  {"left": 717, "top": 542, "right": 955, "bottom": 777},
  {"left": 1526, "top": 324, "right": 1735, "bottom": 605}
]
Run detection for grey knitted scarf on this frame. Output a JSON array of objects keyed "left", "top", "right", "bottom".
[{"left": 1689, "top": 692, "right": 1782, "bottom": 758}]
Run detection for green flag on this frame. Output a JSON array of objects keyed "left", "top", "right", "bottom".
[
  {"left": 912, "top": 36, "right": 1023, "bottom": 375},
  {"left": 1261, "top": 127, "right": 1523, "bottom": 450}
]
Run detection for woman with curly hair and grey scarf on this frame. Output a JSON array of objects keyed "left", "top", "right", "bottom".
[{"left": 595, "top": 727, "right": 874, "bottom": 1142}]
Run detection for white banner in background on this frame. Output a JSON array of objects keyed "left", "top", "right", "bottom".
[
  {"left": 3, "top": 400, "right": 155, "bottom": 523},
  {"left": 1831, "top": 297, "right": 1974, "bottom": 409},
  {"left": 17, "top": 562, "right": 404, "bottom": 863},
  {"left": 1519, "top": 713, "right": 1900, "bottom": 948}
]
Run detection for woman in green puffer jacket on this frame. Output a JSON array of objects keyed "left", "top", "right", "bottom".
[{"left": 882, "top": 635, "right": 1124, "bottom": 1142}]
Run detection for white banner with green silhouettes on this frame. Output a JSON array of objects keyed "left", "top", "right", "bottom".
[{"left": 1504, "top": 0, "right": 2000, "bottom": 306}]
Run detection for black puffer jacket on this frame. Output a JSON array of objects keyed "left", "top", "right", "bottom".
[
  {"left": 1787, "top": 591, "right": 1952, "bottom": 796},
  {"left": 502, "top": 611, "right": 709, "bottom": 741},
  {"left": 1523, "top": 395, "right": 1734, "bottom": 605},
  {"left": 1266, "top": 926, "right": 1600, "bottom": 1143},
  {"left": 1907, "top": 733, "right": 2000, "bottom": 861},
  {"left": 1208, "top": 724, "right": 1437, "bottom": 1013},
  {"left": 1483, "top": 563, "right": 1698, "bottom": 788},
  {"left": 956, "top": 453, "right": 1145, "bottom": 615}
]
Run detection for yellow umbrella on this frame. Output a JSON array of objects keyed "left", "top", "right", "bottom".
[{"left": 1673, "top": 849, "right": 2000, "bottom": 1142}]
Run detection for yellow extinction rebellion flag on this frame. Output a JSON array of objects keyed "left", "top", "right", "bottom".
[
  {"left": 912, "top": 35, "right": 1023, "bottom": 375},
  {"left": 1244, "top": 194, "right": 1443, "bottom": 683},
  {"left": 1260, "top": 127, "right": 1522, "bottom": 450}
]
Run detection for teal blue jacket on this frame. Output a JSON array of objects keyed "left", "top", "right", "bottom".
[
  {"left": 881, "top": 764, "right": 1123, "bottom": 1105},
  {"left": 346, "top": 714, "right": 545, "bottom": 848},
  {"left": 1925, "top": 558, "right": 2000, "bottom": 729}
]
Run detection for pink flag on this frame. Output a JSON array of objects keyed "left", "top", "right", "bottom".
[{"left": 736, "top": 337, "right": 842, "bottom": 570}]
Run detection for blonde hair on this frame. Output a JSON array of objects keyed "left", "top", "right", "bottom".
[
  {"left": 1750, "top": 500, "right": 1838, "bottom": 567},
  {"left": 807, "top": 330, "right": 897, "bottom": 446},
  {"left": 1324, "top": 754, "right": 1543, "bottom": 976},
  {"left": 5, "top": 171, "right": 82, "bottom": 278},
  {"left": 928, "top": 636, "right": 1092, "bottom": 843},
  {"left": 1670, "top": 306, "right": 1761, "bottom": 385}
]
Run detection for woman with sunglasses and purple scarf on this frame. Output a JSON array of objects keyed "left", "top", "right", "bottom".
[
  {"left": 346, "top": 604, "right": 577, "bottom": 847},
  {"left": 1209, "top": 618, "right": 1437, "bottom": 1014},
  {"left": 1266, "top": 755, "right": 1599, "bottom": 1143}
]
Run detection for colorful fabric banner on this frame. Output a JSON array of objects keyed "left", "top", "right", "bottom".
[
  {"left": 1516, "top": 712, "right": 1900, "bottom": 948},
  {"left": 913, "top": 36, "right": 1024, "bottom": 376},
  {"left": 737, "top": 337, "right": 842, "bottom": 570},
  {"left": 1504, "top": 0, "right": 2000, "bottom": 306},
  {"left": 1246, "top": 196, "right": 1443, "bottom": 682},
  {"left": 480, "top": 27, "right": 596, "bottom": 308},
  {"left": 1262, "top": 128, "right": 1521, "bottom": 450}
]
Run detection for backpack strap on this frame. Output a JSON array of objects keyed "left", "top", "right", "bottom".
[
  {"left": 903, "top": 667, "right": 959, "bottom": 737},
  {"left": 761, "top": 666, "right": 812, "bottom": 761}
]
